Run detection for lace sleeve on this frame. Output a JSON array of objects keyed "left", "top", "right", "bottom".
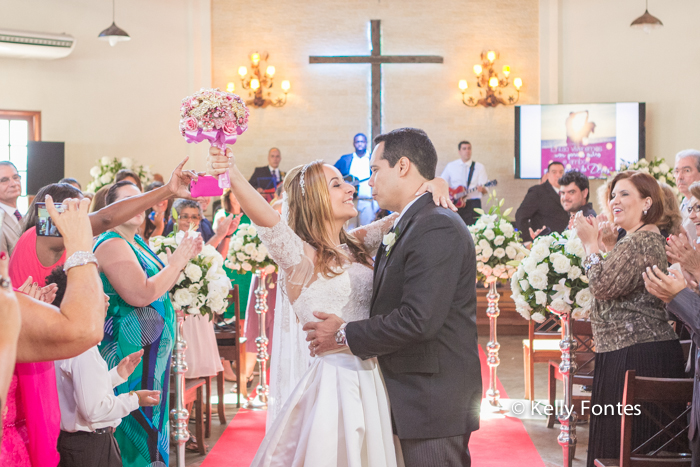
[
  {"left": 350, "top": 213, "right": 399, "bottom": 256},
  {"left": 254, "top": 218, "right": 316, "bottom": 303}
]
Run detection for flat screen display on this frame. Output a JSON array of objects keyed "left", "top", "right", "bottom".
[{"left": 515, "top": 102, "right": 645, "bottom": 179}]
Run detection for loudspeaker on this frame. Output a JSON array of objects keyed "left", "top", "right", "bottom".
[{"left": 27, "top": 141, "right": 65, "bottom": 195}]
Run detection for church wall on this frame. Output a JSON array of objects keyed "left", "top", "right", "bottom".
[
  {"left": 212, "top": 0, "right": 541, "bottom": 214},
  {"left": 0, "top": 0, "right": 212, "bottom": 189}
]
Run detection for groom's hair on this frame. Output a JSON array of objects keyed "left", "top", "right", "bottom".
[{"left": 374, "top": 128, "right": 437, "bottom": 180}]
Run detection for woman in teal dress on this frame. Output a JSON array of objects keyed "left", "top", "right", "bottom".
[
  {"left": 214, "top": 188, "right": 255, "bottom": 383},
  {"left": 93, "top": 181, "right": 202, "bottom": 467}
]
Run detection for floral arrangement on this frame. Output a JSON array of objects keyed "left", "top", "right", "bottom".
[
  {"left": 608, "top": 158, "right": 680, "bottom": 200},
  {"left": 224, "top": 223, "right": 277, "bottom": 275},
  {"left": 179, "top": 88, "right": 249, "bottom": 188},
  {"left": 149, "top": 231, "right": 231, "bottom": 318},
  {"left": 510, "top": 230, "right": 593, "bottom": 322},
  {"left": 86, "top": 157, "right": 152, "bottom": 193},
  {"left": 469, "top": 192, "right": 529, "bottom": 285}
]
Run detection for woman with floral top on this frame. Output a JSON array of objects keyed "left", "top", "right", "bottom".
[{"left": 575, "top": 171, "right": 685, "bottom": 467}]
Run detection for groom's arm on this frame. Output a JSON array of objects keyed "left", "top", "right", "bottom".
[{"left": 346, "top": 215, "right": 466, "bottom": 359}]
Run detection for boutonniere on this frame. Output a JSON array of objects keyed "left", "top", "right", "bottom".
[{"left": 382, "top": 228, "right": 400, "bottom": 257}]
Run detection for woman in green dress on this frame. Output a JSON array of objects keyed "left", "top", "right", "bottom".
[
  {"left": 214, "top": 187, "right": 256, "bottom": 383},
  {"left": 94, "top": 181, "right": 202, "bottom": 467}
]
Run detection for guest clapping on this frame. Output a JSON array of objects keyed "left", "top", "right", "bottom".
[
  {"left": 574, "top": 171, "right": 684, "bottom": 467},
  {"left": 93, "top": 181, "right": 202, "bottom": 467},
  {"left": 170, "top": 198, "right": 238, "bottom": 249}
]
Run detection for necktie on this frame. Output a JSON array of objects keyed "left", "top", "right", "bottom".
[{"left": 13, "top": 210, "right": 22, "bottom": 222}]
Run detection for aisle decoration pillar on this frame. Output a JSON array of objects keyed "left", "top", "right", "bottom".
[
  {"left": 510, "top": 229, "right": 592, "bottom": 466},
  {"left": 223, "top": 222, "right": 278, "bottom": 409},
  {"left": 469, "top": 192, "right": 527, "bottom": 408},
  {"left": 149, "top": 230, "right": 232, "bottom": 467}
]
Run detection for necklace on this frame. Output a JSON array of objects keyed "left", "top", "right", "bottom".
[{"left": 631, "top": 223, "right": 647, "bottom": 233}]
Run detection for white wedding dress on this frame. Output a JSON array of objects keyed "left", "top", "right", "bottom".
[{"left": 250, "top": 215, "right": 403, "bottom": 467}]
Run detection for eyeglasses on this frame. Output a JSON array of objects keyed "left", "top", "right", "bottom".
[
  {"left": 180, "top": 215, "right": 201, "bottom": 221},
  {"left": 687, "top": 205, "right": 700, "bottom": 214},
  {"left": 0, "top": 174, "right": 21, "bottom": 185}
]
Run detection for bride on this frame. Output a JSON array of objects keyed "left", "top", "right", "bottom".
[{"left": 207, "top": 147, "right": 453, "bottom": 466}]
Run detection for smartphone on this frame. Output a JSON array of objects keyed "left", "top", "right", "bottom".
[
  {"left": 190, "top": 175, "right": 224, "bottom": 197},
  {"left": 35, "top": 202, "right": 65, "bottom": 237}
]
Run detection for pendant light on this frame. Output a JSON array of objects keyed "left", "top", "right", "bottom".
[
  {"left": 630, "top": 0, "right": 663, "bottom": 33},
  {"left": 98, "top": 0, "right": 130, "bottom": 46}
]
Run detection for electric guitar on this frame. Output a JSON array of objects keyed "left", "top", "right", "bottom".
[{"left": 449, "top": 180, "right": 498, "bottom": 209}]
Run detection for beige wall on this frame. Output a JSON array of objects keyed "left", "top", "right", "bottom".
[
  {"left": 0, "top": 0, "right": 212, "bottom": 190},
  {"left": 212, "top": 0, "right": 540, "bottom": 213}
]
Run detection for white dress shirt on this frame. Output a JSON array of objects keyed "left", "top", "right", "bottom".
[
  {"left": 0, "top": 201, "right": 20, "bottom": 222},
  {"left": 440, "top": 159, "right": 488, "bottom": 200},
  {"left": 269, "top": 166, "right": 282, "bottom": 184},
  {"left": 349, "top": 152, "right": 372, "bottom": 199},
  {"left": 55, "top": 346, "right": 139, "bottom": 433}
]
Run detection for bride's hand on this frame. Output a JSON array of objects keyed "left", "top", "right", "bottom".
[
  {"left": 416, "top": 178, "right": 457, "bottom": 212},
  {"left": 207, "top": 147, "right": 233, "bottom": 177}
]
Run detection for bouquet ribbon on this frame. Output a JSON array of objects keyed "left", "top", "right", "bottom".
[{"left": 184, "top": 128, "right": 244, "bottom": 189}]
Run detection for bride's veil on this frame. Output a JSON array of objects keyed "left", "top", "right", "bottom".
[{"left": 266, "top": 194, "right": 311, "bottom": 431}]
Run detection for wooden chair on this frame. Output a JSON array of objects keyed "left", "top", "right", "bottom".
[
  {"left": 169, "top": 376, "right": 207, "bottom": 455},
  {"left": 594, "top": 370, "right": 693, "bottom": 467},
  {"left": 523, "top": 314, "right": 561, "bottom": 400},
  {"left": 215, "top": 285, "right": 247, "bottom": 422},
  {"left": 547, "top": 319, "right": 596, "bottom": 428}
]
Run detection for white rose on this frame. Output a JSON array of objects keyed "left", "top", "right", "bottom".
[
  {"left": 528, "top": 270, "right": 548, "bottom": 290},
  {"left": 187, "top": 307, "right": 200, "bottom": 316},
  {"left": 538, "top": 236, "right": 556, "bottom": 248},
  {"left": 531, "top": 312, "right": 546, "bottom": 323},
  {"left": 568, "top": 266, "right": 582, "bottom": 280},
  {"left": 565, "top": 238, "right": 586, "bottom": 259},
  {"left": 515, "top": 252, "right": 526, "bottom": 261},
  {"left": 200, "top": 245, "right": 220, "bottom": 259},
  {"left": 571, "top": 307, "right": 589, "bottom": 320},
  {"left": 100, "top": 156, "right": 111, "bottom": 165},
  {"left": 173, "top": 288, "right": 193, "bottom": 307},
  {"left": 536, "top": 262, "right": 550, "bottom": 275},
  {"left": 207, "top": 295, "right": 227, "bottom": 313},
  {"left": 505, "top": 245, "right": 517, "bottom": 259},
  {"left": 484, "top": 229, "right": 495, "bottom": 241},
  {"left": 514, "top": 297, "right": 533, "bottom": 320},
  {"left": 258, "top": 244, "right": 268, "bottom": 256},
  {"left": 121, "top": 157, "right": 133, "bottom": 168},
  {"left": 185, "top": 263, "right": 203, "bottom": 282},
  {"left": 100, "top": 173, "right": 113, "bottom": 184},
  {"left": 493, "top": 248, "right": 506, "bottom": 259},
  {"left": 247, "top": 225, "right": 257, "bottom": 236},
  {"left": 478, "top": 239, "right": 490, "bottom": 250},
  {"left": 535, "top": 291, "right": 548, "bottom": 306},
  {"left": 264, "top": 264, "right": 276, "bottom": 275},
  {"left": 652, "top": 166, "right": 660, "bottom": 174},
  {"left": 494, "top": 235, "right": 505, "bottom": 246},
  {"left": 150, "top": 236, "right": 164, "bottom": 248},
  {"left": 493, "top": 264, "right": 506, "bottom": 276},
  {"left": 236, "top": 252, "right": 248, "bottom": 262},
  {"left": 550, "top": 253, "right": 572, "bottom": 274},
  {"left": 481, "top": 265, "right": 493, "bottom": 277},
  {"left": 481, "top": 246, "right": 493, "bottom": 260},
  {"left": 244, "top": 243, "right": 257, "bottom": 255},
  {"left": 529, "top": 243, "right": 550, "bottom": 263},
  {"left": 255, "top": 252, "right": 267, "bottom": 262},
  {"left": 575, "top": 288, "right": 593, "bottom": 309},
  {"left": 232, "top": 239, "right": 244, "bottom": 251},
  {"left": 188, "top": 283, "right": 201, "bottom": 294},
  {"left": 236, "top": 227, "right": 248, "bottom": 238},
  {"left": 230, "top": 262, "right": 241, "bottom": 271},
  {"left": 501, "top": 223, "right": 515, "bottom": 238},
  {"left": 550, "top": 298, "right": 571, "bottom": 313},
  {"left": 658, "top": 162, "right": 670, "bottom": 173},
  {"left": 474, "top": 221, "right": 486, "bottom": 231},
  {"left": 522, "top": 256, "right": 538, "bottom": 274},
  {"left": 86, "top": 182, "right": 96, "bottom": 193},
  {"left": 241, "top": 262, "right": 252, "bottom": 271},
  {"left": 519, "top": 279, "right": 530, "bottom": 291},
  {"left": 206, "top": 265, "right": 221, "bottom": 281},
  {"left": 639, "top": 167, "right": 650, "bottom": 174},
  {"left": 475, "top": 245, "right": 482, "bottom": 254},
  {"left": 476, "top": 262, "right": 484, "bottom": 272},
  {"left": 638, "top": 158, "right": 648, "bottom": 166},
  {"left": 89, "top": 166, "right": 101, "bottom": 178}
]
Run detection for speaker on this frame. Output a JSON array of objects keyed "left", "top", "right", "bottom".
[{"left": 27, "top": 141, "right": 65, "bottom": 195}]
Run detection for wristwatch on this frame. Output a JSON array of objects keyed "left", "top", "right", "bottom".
[{"left": 335, "top": 323, "right": 348, "bottom": 346}]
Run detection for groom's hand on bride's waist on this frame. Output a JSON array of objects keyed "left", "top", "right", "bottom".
[{"left": 303, "top": 312, "right": 346, "bottom": 357}]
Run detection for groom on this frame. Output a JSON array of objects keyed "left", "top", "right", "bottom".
[{"left": 306, "top": 128, "right": 482, "bottom": 466}]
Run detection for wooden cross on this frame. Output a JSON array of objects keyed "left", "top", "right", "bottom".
[{"left": 310, "top": 20, "right": 443, "bottom": 144}]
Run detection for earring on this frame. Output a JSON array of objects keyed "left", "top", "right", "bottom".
[{"left": 643, "top": 209, "right": 648, "bottom": 216}]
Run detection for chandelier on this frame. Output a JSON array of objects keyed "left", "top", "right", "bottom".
[
  {"left": 458, "top": 50, "right": 522, "bottom": 107},
  {"left": 229, "top": 52, "right": 290, "bottom": 108}
]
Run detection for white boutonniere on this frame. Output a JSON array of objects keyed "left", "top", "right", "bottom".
[{"left": 382, "top": 228, "right": 400, "bottom": 257}]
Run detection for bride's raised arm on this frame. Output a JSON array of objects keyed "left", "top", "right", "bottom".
[{"left": 207, "top": 146, "right": 280, "bottom": 228}]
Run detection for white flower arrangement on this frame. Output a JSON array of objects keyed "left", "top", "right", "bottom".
[
  {"left": 149, "top": 231, "right": 231, "bottom": 318},
  {"left": 510, "top": 230, "right": 592, "bottom": 322},
  {"left": 225, "top": 223, "right": 277, "bottom": 275},
  {"left": 607, "top": 158, "right": 680, "bottom": 201},
  {"left": 468, "top": 191, "right": 529, "bottom": 286},
  {"left": 86, "top": 157, "right": 153, "bottom": 193}
]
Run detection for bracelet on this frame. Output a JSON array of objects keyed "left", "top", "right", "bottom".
[
  {"left": 335, "top": 323, "right": 348, "bottom": 346},
  {"left": 63, "top": 251, "right": 99, "bottom": 272},
  {"left": 583, "top": 253, "right": 602, "bottom": 272}
]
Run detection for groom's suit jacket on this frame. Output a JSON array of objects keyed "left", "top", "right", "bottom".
[{"left": 346, "top": 194, "right": 482, "bottom": 439}]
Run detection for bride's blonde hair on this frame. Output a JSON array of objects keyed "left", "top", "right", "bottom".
[{"left": 284, "top": 161, "right": 373, "bottom": 278}]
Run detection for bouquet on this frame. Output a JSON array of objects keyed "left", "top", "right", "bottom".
[
  {"left": 149, "top": 231, "right": 231, "bottom": 319},
  {"left": 608, "top": 158, "right": 680, "bottom": 201},
  {"left": 179, "top": 88, "right": 249, "bottom": 188},
  {"left": 224, "top": 223, "right": 277, "bottom": 275},
  {"left": 469, "top": 192, "right": 528, "bottom": 285},
  {"left": 510, "top": 230, "right": 593, "bottom": 322},
  {"left": 86, "top": 157, "right": 152, "bottom": 193}
]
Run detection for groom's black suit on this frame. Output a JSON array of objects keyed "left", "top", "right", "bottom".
[{"left": 346, "top": 194, "right": 481, "bottom": 463}]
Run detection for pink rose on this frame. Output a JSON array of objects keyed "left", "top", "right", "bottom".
[
  {"left": 180, "top": 117, "right": 198, "bottom": 132},
  {"left": 222, "top": 120, "right": 238, "bottom": 135}
]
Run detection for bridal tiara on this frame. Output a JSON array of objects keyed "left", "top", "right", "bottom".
[{"left": 299, "top": 159, "right": 323, "bottom": 196}]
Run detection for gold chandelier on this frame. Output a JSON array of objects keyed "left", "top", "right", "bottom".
[
  {"left": 458, "top": 50, "right": 522, "bottom": 107},
  {"left": 228, "top": 52, "right": 290, "bottom": 108}
]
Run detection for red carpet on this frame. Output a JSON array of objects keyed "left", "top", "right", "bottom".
[{"left": 202, "top": 346, "right": 544, "bottom": 467}]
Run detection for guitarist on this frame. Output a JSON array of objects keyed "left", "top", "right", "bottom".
[{"left": 440, "top": 141, "right": 489, "bottom": 225}]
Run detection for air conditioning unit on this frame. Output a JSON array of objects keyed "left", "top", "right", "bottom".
[{"left": 0, "top": 28, "right": 76, "bottom": 60}]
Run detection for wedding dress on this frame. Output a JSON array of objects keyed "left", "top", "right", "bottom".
[{"left": 250, "top": 214, "right": 402, "bottom": 467}]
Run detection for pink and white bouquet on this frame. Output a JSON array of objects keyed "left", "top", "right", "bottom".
[
  {"left": 179, "top": 88, "right": 249, "bottom": 188},
  {"left": 225, "top": 223, "right": 277, "bottom": 275}
]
